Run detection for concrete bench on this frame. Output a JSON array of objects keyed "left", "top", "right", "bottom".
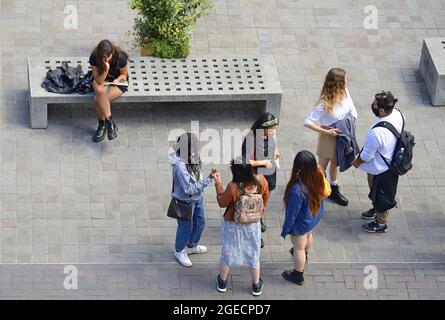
[
  {"left": 419, "top": 38, "right": 445, "bottom": 106},
  {"left": 27, "top": 56, "right": 282, "bottom": 128}
]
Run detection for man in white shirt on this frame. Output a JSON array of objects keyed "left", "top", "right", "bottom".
[{"left": 352, "top": 91, "right": 403, "bottom": 233}]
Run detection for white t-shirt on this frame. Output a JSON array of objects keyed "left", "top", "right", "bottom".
[
  {"left": 304, "top": 88, "right": 358, "bottom": 127},
  {"left": 359, "top": 109, "right": 404, "bottom": 175}
]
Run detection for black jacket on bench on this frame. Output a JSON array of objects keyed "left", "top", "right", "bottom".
[{"left": 41, "top": 62, "right": 93, "bottom": 94}]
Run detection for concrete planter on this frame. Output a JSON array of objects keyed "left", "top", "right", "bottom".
[
  {"left": 419, "top": 38, "right": 445, "bottom": 106},
  {"left": 140, "top": 43, "right": 154, "bottom": 57}
]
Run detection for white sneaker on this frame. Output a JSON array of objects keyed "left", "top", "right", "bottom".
[
  {"left": 187, "top": 245, "right": 208, "bottom": 255},
  {"left": 175, "top": 250, "right": 192, "bottom": 267}
]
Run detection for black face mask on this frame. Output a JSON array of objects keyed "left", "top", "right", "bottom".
[{"left": 371, "top": 104, "right": 380, "bottom": 117}]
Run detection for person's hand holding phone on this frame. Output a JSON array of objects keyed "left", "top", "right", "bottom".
[{"left": 274, "top": 149, "right": 281, "bottom": 169}]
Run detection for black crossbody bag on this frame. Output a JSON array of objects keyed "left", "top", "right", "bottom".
[{"left": 167, "top": 178, "right": 193, "bottom": 221}]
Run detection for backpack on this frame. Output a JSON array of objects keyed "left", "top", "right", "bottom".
[
  {"left": 372, "top": 109, "right": 415, "bottom": 176},
  {"left": 234, "top": 186, "right": 264, "bottom": 224}
]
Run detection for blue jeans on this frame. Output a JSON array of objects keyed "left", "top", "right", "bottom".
[{"left": 175, "top": 198, "right": 206, "bottom": 253}]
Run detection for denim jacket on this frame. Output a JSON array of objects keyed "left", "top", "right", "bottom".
[
  {"left": 168, "top": 147, "right": 213, "bottom": 203},
  {"left": 281, "top": 183, "right": 325, "bottom": 238},
  {"left": 332, "top": 114, "right": 360, "bottom": 172}
]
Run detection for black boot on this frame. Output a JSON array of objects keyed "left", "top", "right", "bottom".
[
  {"left": 282, "top": 269, "right": 304, "bottom": 285},
  {"left": 92, "top": 119, "right": 107, "bottom": 142},
  {"left": 328, "top": 185, "right": 348, "bottom": 206},
  {"left": 106, "top": 116, "right": 118, "bottom": 140}
]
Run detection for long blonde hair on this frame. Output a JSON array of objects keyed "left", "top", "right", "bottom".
[{"left": 318, "top": 68, "right": 346, "bottom": 113}]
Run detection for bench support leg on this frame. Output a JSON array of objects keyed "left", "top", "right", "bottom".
[
  {"left": 265, "top": 95, "right": 282, "bottom": 120},
  {"left": 29, "top": 100, "right": 48, "bottom": 129}
]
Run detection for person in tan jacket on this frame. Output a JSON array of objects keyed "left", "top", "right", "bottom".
[{"left": 213, "top": 158, "right": 270, "bottom": 296}]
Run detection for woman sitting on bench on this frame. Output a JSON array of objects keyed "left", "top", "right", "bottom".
[{"left": 89, "top": 39, "right": 129, "bottom": 142}]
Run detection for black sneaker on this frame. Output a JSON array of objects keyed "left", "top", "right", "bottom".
[
  {"left": 361, "top": 208, "right": 377, "bottom": 220},
  {"left": 282, "top": 269, "right": 304, "bottom": 285},
  {"left": 92, "top": 119, "right": 107, "bottom": 143},
  {"left": 106, "top": 117, "right": 118, "bottom": 140},
  {"left": 252, "top": 278, "right": 263, "bottom": 296},
  {"left": 328, "top": 185, "right": 349, "bottom": 206},
  {"left": 289, "top": 248, "right": 308, "bottom": 264},
  {"left": 362, "top": 220, "right": 388, "bottom": 233},
  {"left": 216, "top": 275, "right": 227, "bottom": 293}
]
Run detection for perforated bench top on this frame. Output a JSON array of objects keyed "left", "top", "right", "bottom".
[{"left": 28, "top": 56, "right": 282, "bottom": 103}]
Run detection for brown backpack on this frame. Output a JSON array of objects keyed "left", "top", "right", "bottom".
[{"left": 234, "top": 186, "right": 264, "bottom": 224}]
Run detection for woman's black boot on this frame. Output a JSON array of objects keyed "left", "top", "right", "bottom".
[
  {"left": 328, "top": 185, "right": 348, "bottom": 206},
  {"left": 106, "top": 116, "right": 118, "bottom": 140},
  {"left": 92, "top": 119, "right": 107, "bottom": 142},
  {"left": 282, "top": 269, "right": 304, "bottom": 285}
]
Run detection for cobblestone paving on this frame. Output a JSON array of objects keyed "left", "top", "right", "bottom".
[{"left": 0, "top": 0, "right": 445, "bottom": 299}]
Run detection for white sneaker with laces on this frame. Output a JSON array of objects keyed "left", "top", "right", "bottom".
[
  {"left": 175, "top": 250, "right": 192, "bottom": 267},
  {"left": 187, "top": 245, "right": 208, "bottom": 255}
]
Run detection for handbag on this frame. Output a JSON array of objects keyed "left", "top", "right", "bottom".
[
  {"left": 167, "top": 178, "right": 193, "bottom": 221},
  {"left": 322, "top": 175, "right": 332, "bottom": 198}
]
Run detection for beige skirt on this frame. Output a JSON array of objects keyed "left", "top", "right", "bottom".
[{"left": 316, "top": 132, "right": 336, "bottom": 159}]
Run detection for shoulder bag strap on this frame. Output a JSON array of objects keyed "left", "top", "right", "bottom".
[
  {"left": 396, "top": 108, "right": 405, "bottom": 132},
  {"left": 223, "top": 184, "right": 238, "bottom": 217},
  {"left": 371, "top": 119, "right": 402, "bottom": 167},
  {"left": 372, "top": 121, "right": 400, "bottom": 139}
]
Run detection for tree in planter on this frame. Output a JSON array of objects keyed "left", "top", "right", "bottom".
[{"left": 130, "top": 0, "right": 213, "bottom": 58}]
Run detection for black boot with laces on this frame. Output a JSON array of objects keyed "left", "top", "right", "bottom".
[
  {"left": 92, "top": 119, "right": 107, "bottom": 142},
  {"left": 282, "top": 269, "right": 304, "bottom": 285},
  {"left": 328, "top": 184, "right": 349, "bottom": 206},
  {"left": 106, "top": 116, "right": 118, "bottom": 140}
]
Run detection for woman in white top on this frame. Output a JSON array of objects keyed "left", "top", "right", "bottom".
[{"left": 304, "top": 68, "right": 357, "bottom": 206}]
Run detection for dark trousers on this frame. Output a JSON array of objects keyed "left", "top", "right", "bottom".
[{"left": 367, "top": 171, "right": 399, "bottom": 224}]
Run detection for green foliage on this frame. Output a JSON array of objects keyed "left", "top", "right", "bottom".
[{"left": 130, "top": 0, "right": 213, "bottom": 58}]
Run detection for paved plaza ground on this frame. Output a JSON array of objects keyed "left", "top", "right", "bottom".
[{"left": 0, "top": 0, "right": 445, "bottom": 299}]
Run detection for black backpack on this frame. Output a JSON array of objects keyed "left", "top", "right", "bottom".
[{"left": 372, "top": 109, "right": 415, "bottom": 176}]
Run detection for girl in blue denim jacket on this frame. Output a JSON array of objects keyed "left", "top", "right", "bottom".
[{"left": 281, "top": 150, "right": 331, "bottom": 285}]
